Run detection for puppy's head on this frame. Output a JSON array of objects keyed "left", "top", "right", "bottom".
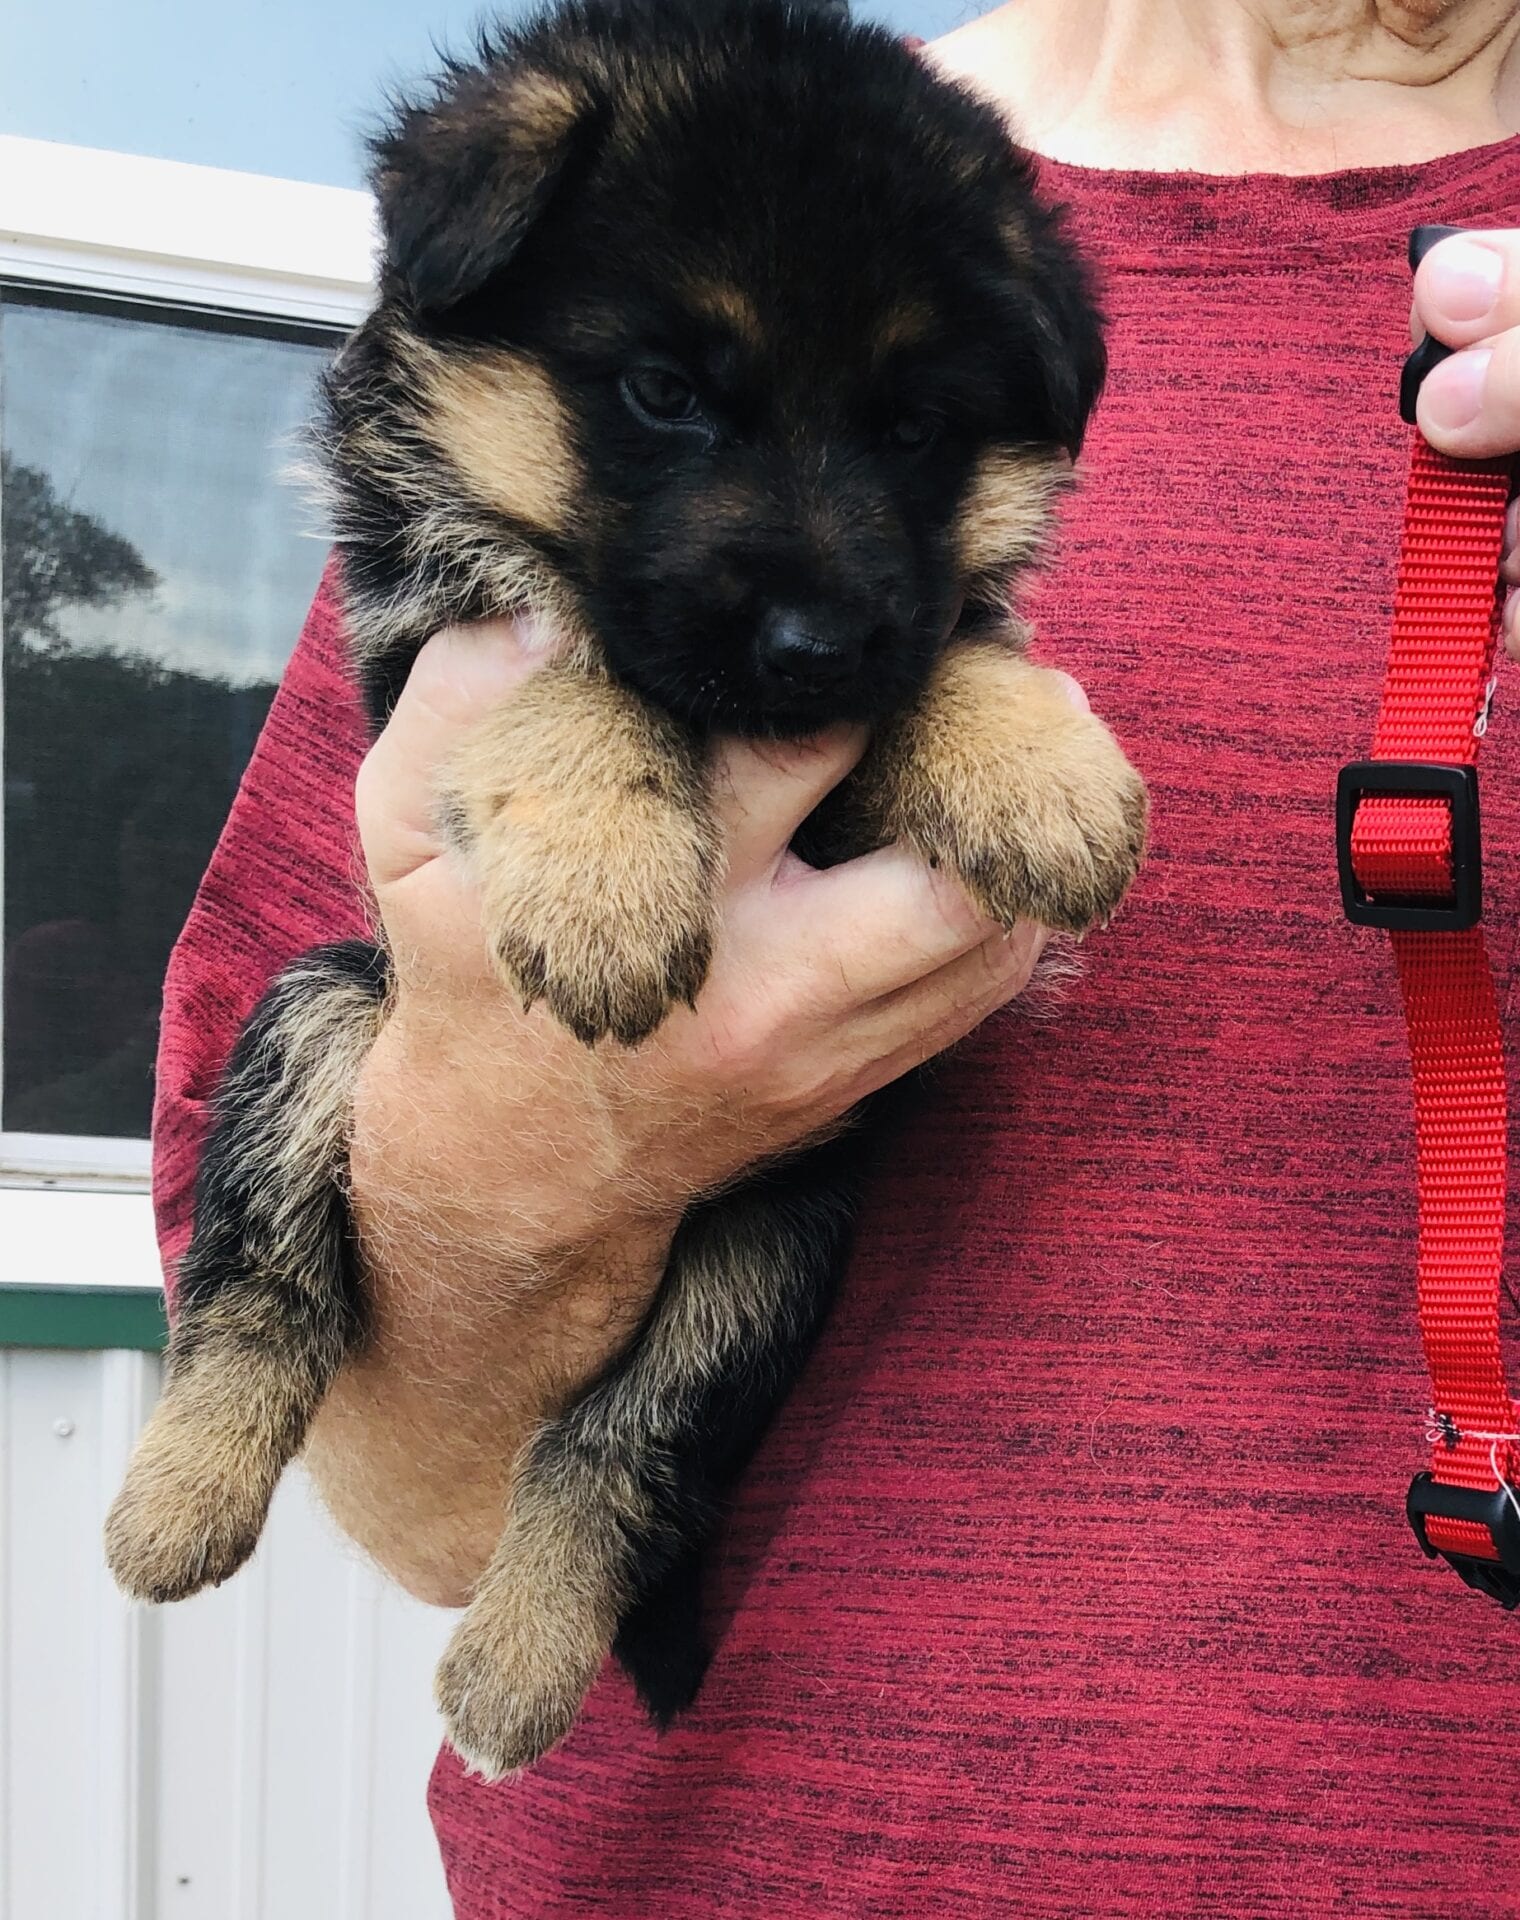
[{"left": 361, "top": 0, "right": 1104, "bottom": 736}]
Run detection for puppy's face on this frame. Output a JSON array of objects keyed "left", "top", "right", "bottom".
[{"left": 365, "top": 1, "right": 1104, "bottom": 737}]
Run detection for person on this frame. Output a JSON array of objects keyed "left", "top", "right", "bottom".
[{"left": 151, "top": 2, "right": 1520, "bottom": 1912}]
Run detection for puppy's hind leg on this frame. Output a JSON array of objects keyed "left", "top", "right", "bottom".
[
  {"left": 435, "top": 1136, "right": 860, "bottom": 1776},
  {"left": 105, "top": 941, "right": 388, "bottom": 1603}
]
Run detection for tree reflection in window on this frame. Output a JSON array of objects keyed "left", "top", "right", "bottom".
[{"left": 1, "top": 291, "right": 337, "bottom": 1141}]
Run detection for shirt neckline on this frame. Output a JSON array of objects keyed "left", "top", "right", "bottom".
[{"left": 1030, "top": 133, "right": 1520, "bottom": 264}]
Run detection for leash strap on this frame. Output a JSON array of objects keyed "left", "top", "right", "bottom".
[{"left": 1336, "top": 226, "right": 1518, "bottom": 1603}]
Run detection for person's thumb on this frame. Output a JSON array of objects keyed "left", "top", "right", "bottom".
[
  {"left": 355, "top": 617, "right": 549, "bottom": 887},
  {"left": 712, "top": 726, "right": 869, "bottom": 883}
]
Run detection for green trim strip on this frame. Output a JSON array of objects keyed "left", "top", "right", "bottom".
[{"left": 0, "top": 1289, "right": 167, "bottom": 1352}]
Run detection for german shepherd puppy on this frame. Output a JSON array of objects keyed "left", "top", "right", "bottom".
[{"left": 105, "top": 0, "right": 1147, "bottom": 1778}]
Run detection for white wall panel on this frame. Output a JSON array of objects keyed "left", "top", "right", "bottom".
[{"left": 0, "top": 1349, "right": 456, "bottom": 1920}]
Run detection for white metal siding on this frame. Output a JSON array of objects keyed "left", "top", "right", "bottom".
[{"left": 0, "top": 1349, "right": 456, "bottom": 1920}]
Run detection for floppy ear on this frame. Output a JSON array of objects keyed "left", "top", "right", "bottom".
[
  {"left": 371, "top": 63, "right": 596, "bottom": 314},
  {"left": 1023, "top": 217, "right": 1108, "bottom": 458}
]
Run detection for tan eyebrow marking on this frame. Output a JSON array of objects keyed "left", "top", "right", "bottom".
[
  {"left": 677, "top": 277, "right": 765, "bottom": 348},
  {"left": 870, "top": 298, "right": 939, "bottom": 369}
]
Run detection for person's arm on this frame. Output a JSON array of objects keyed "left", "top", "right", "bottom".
[
  {"left": 153, "top": 578, "right": 1066, "bottom": 1608},
  {"left": 301, "top": 621, "right": 1057, "bottom": 1605}
]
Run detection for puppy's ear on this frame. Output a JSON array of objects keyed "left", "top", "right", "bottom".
[
  {"left": 1022, "top": 215, "right": 1108, "bottom": 459},
  {"left": 371, "top": 64, "right": 596, "bottom": 313}
]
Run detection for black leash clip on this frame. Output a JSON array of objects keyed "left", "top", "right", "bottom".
[{"left": 1408, "top": 1473, "right": 1520, "bottom": 1610}]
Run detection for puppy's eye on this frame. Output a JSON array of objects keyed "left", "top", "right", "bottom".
[
  {"left": 887, "top": 410, "right": 943, "bottom": 452},
  {"left": 622, "top": 365, "right": 701, "bottom": 428}
]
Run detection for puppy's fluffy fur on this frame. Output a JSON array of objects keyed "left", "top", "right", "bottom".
[{"left": 106, "top": 0, "right": 1147, "bottom": 1778}]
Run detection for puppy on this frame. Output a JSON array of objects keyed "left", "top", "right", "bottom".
[{"left": 105, "top": 0, "right": 1147, "bottom": 1778}]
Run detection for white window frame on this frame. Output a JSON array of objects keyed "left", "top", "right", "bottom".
[{"left": 0, "top": 135, "right": 377, "bottom": 1285}]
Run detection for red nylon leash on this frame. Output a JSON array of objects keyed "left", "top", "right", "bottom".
[{"left": 1337, "top": 225, "right": 1519, "bottom": 1601}]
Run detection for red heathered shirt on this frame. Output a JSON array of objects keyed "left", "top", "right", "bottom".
[{"left": 155, "top": 140, "right": 1520, "bottom": 1917}]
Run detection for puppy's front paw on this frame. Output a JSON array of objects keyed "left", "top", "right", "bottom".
[
  {"left": 488, "top": 878, "right": 713, "bottom": 1049},
  {"left": 953, "top": 710, "right": 1147, "bottom": 934},
  {"left": 895, "top": 682, "right": 1148, "bottom": 936},
  {"left": 478, "top": 806, "right": 716, "bottom": 1047},
  {"left": 440, "top": 665, "right": 722, "bottom": 1046},
  {"left": 104, "top": 1402, "right": 273, "bottom": 1603},
  {"left": 435, "top": 1581, "right": 607, "bottom": 1779}
]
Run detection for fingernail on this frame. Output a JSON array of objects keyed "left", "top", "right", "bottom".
[
  {"left": 1051, "top": 670, "right": 1090, "bottom": 712},
  {"left": 1421, "top": 347, "right": 1491, "bottom": 433},
  {"left": 1427, "top": 238, "right": 1504, "bottom": 323}
]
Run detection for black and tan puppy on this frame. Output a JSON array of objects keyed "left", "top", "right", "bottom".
[{"left": 105, "top": 0, "right": 1147, "bottom": 1777}]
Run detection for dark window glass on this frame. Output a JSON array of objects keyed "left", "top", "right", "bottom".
[{"left": 1, "top": 288, "right": 339, "bottom": 1140}]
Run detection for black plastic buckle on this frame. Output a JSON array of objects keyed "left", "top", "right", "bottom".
[
  {"left": 1336, "top": 761, "right": 1482, "bottom": 930},
  {"left": 1407, "top": 1472, "right": 1520, "bottom": 1608},
  {"left": 1400, "top": 224, "right": 1463, "bottom": 425}
]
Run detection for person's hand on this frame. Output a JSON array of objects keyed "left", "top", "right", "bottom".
[
  {"left": 1409, "top": 230, "right": 1520, "bottom": 659},
  {"left": 318, "top": 614, "right": 1073, "bottom": 1602},
  {"left": 354, "top": 618, "right": 1055, "bottom": 1274}
]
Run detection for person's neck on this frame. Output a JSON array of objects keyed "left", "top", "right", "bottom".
[{"left": 926, "top": 0, "right": 1520, "bottom": 174}]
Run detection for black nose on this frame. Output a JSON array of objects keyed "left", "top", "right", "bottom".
[{"left": 755, "top": 609, "right": 861, "bottom": 691}]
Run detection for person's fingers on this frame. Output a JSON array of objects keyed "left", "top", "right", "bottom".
[
  {"left": 1046, "top": 668, "right": 1090, "bottom": 713},
  {"left": 779, "top": 842, "right": 1016, "bottom": 1005},
  {"left": 1412, "top": 231, "right": 1520, "bottom": 351},
  {"left": 356, "top": 618, "right": 550, "bottom": 887},
  {"left": 1414, "top": 330, "right": 1520, "bottom": 460},
  {"left": 1410, "top": 233, "right": 1520, "bottom": 459},
  {"left": 711, "top": 726, "right": 869, "bottom": 885},
  {"left": 842, "top": 920, "right": 1049, "bottom": 1090}
]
